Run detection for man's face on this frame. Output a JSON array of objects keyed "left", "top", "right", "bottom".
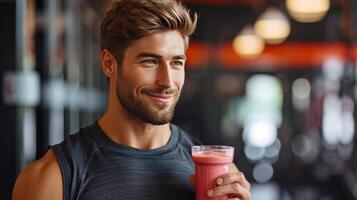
[{"left": 116, "top": 30, "right": 186, "bottom": 125}]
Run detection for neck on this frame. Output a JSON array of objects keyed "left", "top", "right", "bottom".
[{"left": 98, "top": 101, "right": 171, "bottom": 150}]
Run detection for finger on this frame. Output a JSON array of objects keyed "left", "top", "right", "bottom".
[
  {"left": 229, "top": 163, "right": 238, "bottom": 172},
  {"left": 228, "top": 195, "right": 241, "bottom": 200},
  {"left": 216, "top": 172, "right": 250, "bottom": 190},
  {"left": 227, "top": 164, "right": 251, "bottom": 190},
  {"left": 208, "top": 182, "right": 251, "bottom": 199}
]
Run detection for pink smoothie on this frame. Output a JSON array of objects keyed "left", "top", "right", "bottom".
[{"left": 192, "top": 152, "right": 233, "bottom": 200}]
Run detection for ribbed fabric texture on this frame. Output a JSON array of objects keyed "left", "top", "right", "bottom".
[{"left": 52, "top": 122, "right": 200, "bottom": 200}]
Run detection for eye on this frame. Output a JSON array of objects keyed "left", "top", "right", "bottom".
[
  {"left": 141, "top": 59, "right": 158, "bottom": 66},
  {"left": 171, "top": 60, "right": 184, "bottom": 68}
]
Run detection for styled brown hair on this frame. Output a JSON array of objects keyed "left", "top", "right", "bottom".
[{"left": 100, "top": 0, "right": 197, "bottom": 64}]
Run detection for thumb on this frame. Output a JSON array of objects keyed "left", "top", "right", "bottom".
[{"left": 189, "top": 174, "right": 195, "bottom": 186}]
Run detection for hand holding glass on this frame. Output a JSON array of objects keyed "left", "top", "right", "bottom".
[{"left": 192, "top": 145, "right": 234, "bottom": 200}]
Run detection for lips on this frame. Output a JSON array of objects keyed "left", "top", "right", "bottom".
[{"left": 146, "top": 93, "right": 174, "bottom": 103}]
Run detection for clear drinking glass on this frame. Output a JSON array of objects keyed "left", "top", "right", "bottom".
[{"left": 192, "top": 145, "right": 234, "bottom": 200}]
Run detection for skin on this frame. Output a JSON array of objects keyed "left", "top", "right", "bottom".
[
  {"left": 12, "top": 30, "right": 250, "bottom": 200},
  {"left": 12, "top": 150, "right": 62, "bottom": 200},
  {"left": 98, "top": 30, "right": 186, "bottom": 150}
]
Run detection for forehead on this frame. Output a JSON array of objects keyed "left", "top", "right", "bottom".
[{"left": 124, "top": 30, "right": 186, "bottom": 59}]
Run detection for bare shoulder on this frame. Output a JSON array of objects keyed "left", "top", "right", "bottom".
[{"left": 12, "top": 149, "right": 63, "bottom": 200}]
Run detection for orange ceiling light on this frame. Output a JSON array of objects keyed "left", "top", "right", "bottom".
[
  {"left": 286, "top": 0, "right": 330, "bottom": 23},
  {"left": 254, "top": 7, "right": 291, "bottom": 44},
  {"left": 233, "top": 26, "right": 265, "bottom": 58}
]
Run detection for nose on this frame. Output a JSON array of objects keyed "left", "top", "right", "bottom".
[{"left": 155, "top": 63, "right": 174, "bottom": 88}]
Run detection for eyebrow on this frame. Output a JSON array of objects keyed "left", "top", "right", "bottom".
[{"left": 135, "top": 52, "right": 186, "bottom": 60}]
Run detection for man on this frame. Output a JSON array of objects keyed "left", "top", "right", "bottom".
[{"left": 13, "top": 0, "right": 251, "bottom": 199}]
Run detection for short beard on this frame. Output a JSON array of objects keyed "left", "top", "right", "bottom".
[{"left": 116, "top": 80, "right": 179, "bottom": 125}]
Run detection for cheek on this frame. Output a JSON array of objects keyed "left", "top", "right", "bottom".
[
  {"left": 138, "top": 71, "right": 158, "bottom": 86},
  {"left": 129, "top": 70, "right": 157, "bottom": 93},
  {"left": 175, "top": 70, "right": 185, "bottom": 88},
  {"left": 123, "top": 67, "right": 153, "bottom": 84}
]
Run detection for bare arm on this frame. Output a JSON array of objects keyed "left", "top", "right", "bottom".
[{"left": 12, "top": 149, "right": 63, "bottom": 200}]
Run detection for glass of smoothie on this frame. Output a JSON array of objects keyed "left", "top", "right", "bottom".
[{"left": 192, "top": 145, "right": 234, "bottom": 200}]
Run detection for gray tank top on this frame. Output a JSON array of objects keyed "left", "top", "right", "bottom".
[{"left": 51, "top": 122, "right": 200, "bottom": 200}]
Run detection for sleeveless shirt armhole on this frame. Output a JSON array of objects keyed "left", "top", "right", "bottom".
[
  {"left": 52, "top": 145, "right": 71, "bottom": 200},
  {"left": 78, "top": 146, "right": 100, "bottom": 183}
]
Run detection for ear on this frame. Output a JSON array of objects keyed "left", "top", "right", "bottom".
[{"left": 101, "top": 49, "right": 117, "bottom": 79}]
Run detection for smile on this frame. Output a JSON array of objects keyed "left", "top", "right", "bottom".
[{"left": 146, "top": 93, "right": 174, "bottom": 103}]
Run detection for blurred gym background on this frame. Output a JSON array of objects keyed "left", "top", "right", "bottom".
[{"left": 1, "top": 0, "right": 357, "bottom": 199}]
